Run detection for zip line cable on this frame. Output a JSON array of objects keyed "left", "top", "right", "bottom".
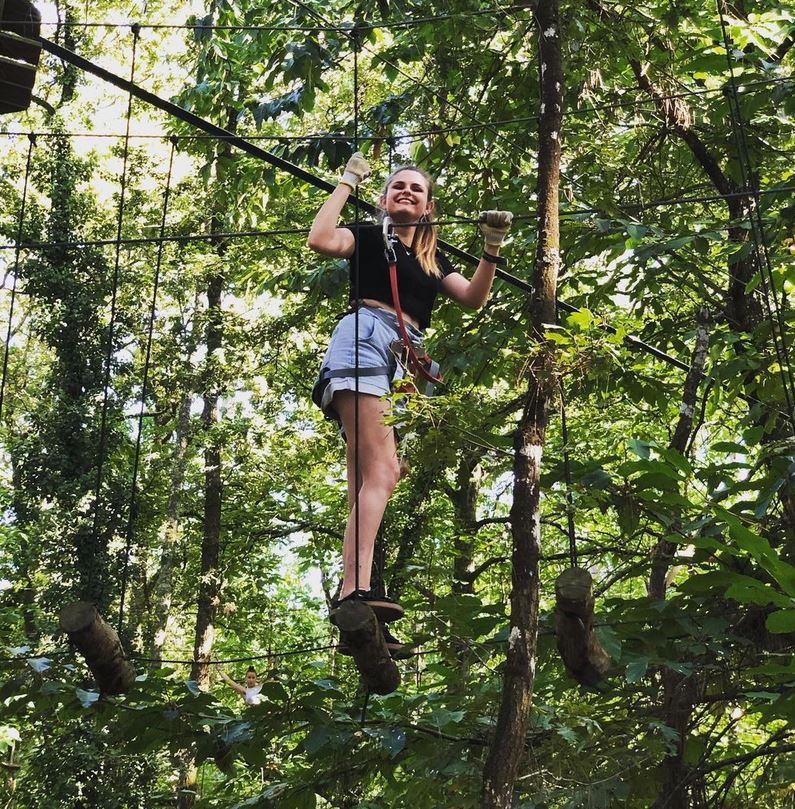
[
  {"left": 1, "top": 184, "right": 792, "bottom": 254},
  {"left": 117, "top": 137, "right": 177, "bottom": 636},
  {"left": 0, "top": 135, "right": 35, "bottom": 423},
  {"left": 32, "top": 35, "right": 795, "bottom": 248},
  {"left": 86, "top": 25, "right": 140, "bottom": 604},
  {"left": 5, "top": 4, "right": 533, "bottom": 33},
  {"left": 1, "top": 73, "right": 789, "bottom": 143}
]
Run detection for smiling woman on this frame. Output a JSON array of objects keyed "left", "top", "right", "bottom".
[{"left": 306, "top": 152, "right": 512, "bottom": 655}]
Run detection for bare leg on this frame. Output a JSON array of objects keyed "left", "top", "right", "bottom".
[{"left": 333, "top": 390, "right": 401, "bottom": 598}]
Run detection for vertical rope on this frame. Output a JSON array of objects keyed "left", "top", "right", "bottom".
[
  {"left": 87, "top": 24, "right": 140, "bottom": 602},
  {"left": 117, "top": 137, "right": 177, "bottom": 635},
  {"left": 716, "top": 1, "right": 795, "bottom": 430},
  {"left": 559, "top": 382, "right": 577, "bottom": 568},
  {"left": 352, "top": 27, "right": 362, "bottom": 593},
  {"left": 360, "top": 686, "right": 370, "bottom": 725},
  {"left": 0, "top": 134, "right": 35, "bottom": 423}
]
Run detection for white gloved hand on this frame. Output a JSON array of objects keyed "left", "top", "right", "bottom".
[
  {"left": 340, "top": 151, "right": 371, "bottom": 191},
  {"left": 478, "top": 210, "right": 513, "bottom": 246}
]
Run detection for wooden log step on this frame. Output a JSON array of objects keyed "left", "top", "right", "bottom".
[
  {"left": 554, "top": 568, "right": 611, "bottom": 686},
  {"left": 334, "top": 600, "right": 400, "bottom": 695},
  {"left": 59, "top": 601, "right": 136, "bottom": 695}
]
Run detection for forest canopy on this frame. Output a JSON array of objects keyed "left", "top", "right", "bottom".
[{"left": 0, "top": 0, "right": 794, "bottom": 807}]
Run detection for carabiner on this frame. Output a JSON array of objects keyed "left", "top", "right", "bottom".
[{"left": 382, "top": 215, "right": 398, "bottom": 264}]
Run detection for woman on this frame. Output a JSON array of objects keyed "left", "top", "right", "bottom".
[
  {"left": 307, "top": 153, "right": 512, "bottom": 641},
  {"left": 219, "top": 665, "right": 263, "bottom": 706}
]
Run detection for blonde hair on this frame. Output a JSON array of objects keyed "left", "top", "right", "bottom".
[{"left": 383, "top": 166, "right": 442, "bottom": 279}]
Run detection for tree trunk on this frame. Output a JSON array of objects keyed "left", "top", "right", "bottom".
[
  {"left": 481, "top": 1, "right": 562, "bottom": 805},
  {"left": 450, "top": 451, "right": 484, "bottom": 597},
  {"left": 189, "top": 272, "right": 224, "bottom": 689},
  {"left": 178, "top": 108, "right": 235, "bottom": 808},
  {"left": 59, "top": 601, "right": 136, "bottom": 694},
  {"left": 648, "top": 308, "right": 710, "bottom": 809},
  {"left": 144, "top": 387, "right": 193, "bottom": 657}
]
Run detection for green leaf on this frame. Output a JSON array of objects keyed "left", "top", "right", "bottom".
[
  {"left": 683, "top": 734, "right": 707, "bottom": 765},
  {"left": 628, "top": 438, "right": 652, "bottom": 459},
  {"left": 364, "top": 726, "right": 407, "bottom": 758},
  {"left": 766, "top": 609, "right": 795, "bottom": 634},
  {"left": 625, "top": 659, "right": 648, "bottom": 683},
  {"left": 595, "top": 624, "right": 622, "bottom": 660},
  {"left": 26, "top": 657, "right": 51, "bottom": 673},
  {"left": 711, "top": 441, "right": 748, "bottom": 454}
]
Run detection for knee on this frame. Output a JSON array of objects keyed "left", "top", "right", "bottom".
[{"left": 368, "top": 456, "right": 401, "bottom": 495}]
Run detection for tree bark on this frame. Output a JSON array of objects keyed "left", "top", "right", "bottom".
[
  {"left": 481, "top": 1, "right": 562, "bottom": 805},
  {"left": 450, "top": 451, "right": 484, "bottom": 596}
]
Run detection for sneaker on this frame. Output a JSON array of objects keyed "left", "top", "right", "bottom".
[
  {"left": 382, "top": 624, "right": 415, "bottom": 660},
  {"left": 336, "top": 623, "right": 414, "bottom": 660},
  {"left": 329, "top": 589, "right": 404, "bottom": 623}
]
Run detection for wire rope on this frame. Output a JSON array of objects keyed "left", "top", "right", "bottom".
[
  {"left": 3, "top": 182, "right": 793, "bottom": 255},
  {"left": 86, "top": 25, "right": 141, "bottom": 602},
  {"left": 0, "top": 134, "right": 35, "bottom": 423},
  {"left": 0, "top": 74, "right": 790, "bottom": 143},
  {"left": 117, "top": 137, "right": 177, "bottom": 635},
  {"left": 352, "top": 28, "right": 362, "bottom": 594},
  {"left": 716, "top": 0, "right": 795, "bottom": 431},
  {"left": 11, "top": 5, "right": 533, "bottom": 33}
]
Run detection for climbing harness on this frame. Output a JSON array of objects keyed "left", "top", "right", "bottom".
[{"left": 382, "top": 216, "right": 442, "bottom": 396}]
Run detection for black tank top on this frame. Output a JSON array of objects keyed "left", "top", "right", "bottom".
[{"left": 343, "top": 223, "right": 458, "bottom": 330}]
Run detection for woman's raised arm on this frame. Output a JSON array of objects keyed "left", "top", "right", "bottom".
[{"left": 306, "top": 153, "right": 371, "bottom": 258}]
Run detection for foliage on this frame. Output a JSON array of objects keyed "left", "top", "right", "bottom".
[{"left": 0, "top": 0, "right": 794, "bottom": 806}]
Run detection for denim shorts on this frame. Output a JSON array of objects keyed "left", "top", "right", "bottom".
[{"left": 312, "top": 305, "right": 424, "bottom": 422}]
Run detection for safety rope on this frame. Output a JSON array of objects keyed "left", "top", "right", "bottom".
[
  {"left": 352, "top": 26, "right": 362, "bottom": 593},
  {"left": 559, "top": 382, "right": 578, "bottom": 568},
  {"left": 117, "top": 137, "right": 177, "bottom": 635},
  {"left": 0, "top": 134, "right": 35, "bottom": 423}
]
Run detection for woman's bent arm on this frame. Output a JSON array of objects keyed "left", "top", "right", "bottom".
[
  {"left": 307, "top": 184, "right": 356, "bottom": 257},
  {"left": 219, "top": 670, "right": 246, "bottom": 696},
  {"left": 441, "top": 257, "right": 498, "bottom": 309}
]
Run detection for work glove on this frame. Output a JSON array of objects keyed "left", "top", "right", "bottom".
[
  {"left": 478, "top": 210, "right": 513, "bottom": 246},
  {"left": 340, "top": 151, "right": 371, "bottom": 191}
]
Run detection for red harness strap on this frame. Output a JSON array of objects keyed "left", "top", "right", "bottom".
[{"left": 384, "top": 226, "right": 443, "bottom": 388}]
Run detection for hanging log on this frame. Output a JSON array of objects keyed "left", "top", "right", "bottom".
[
  {"left": 554, "top": 568, "right": 611, "bottom": 686},
  {"left": 334, "top": 600, "right": 400, "bottom": 695},
  {"left": 0, "top": 0, "right": 41, "bottom": 114},
  {"left": 59, "top": 601, "right": 136, "bottom": 694}
]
